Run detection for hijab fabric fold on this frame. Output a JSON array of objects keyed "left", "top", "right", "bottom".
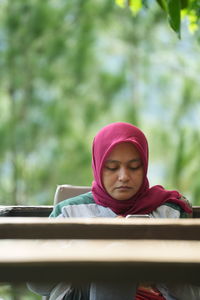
[{"left": 92, "top": 122, "right": 192, "bottom": 216}]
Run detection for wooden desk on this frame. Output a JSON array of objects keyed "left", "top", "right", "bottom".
[
  {"left": 0, "top": 239, "right": 200, "bottom": 284},
  {"left": 193, "top": 206, "right": 200, "bottom": 218},
  {"left": 0, "top": 206, "right": 52, "bottom": 217},
  {"left": 0, "top": 217, "right": 200, "bottom": 240},
  {"left": 0, "top": 205, "right": 200, "bottom": 217}
]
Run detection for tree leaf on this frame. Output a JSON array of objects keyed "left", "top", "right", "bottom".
[
  {"left": 180, "top": 0, "right": 189, "bottom": 9},
  {"left": 167, "top": 0, "right": 181, "bottom": 38},
  {"left": 156, "top": 0, "right": 168, "bottom": 11}
]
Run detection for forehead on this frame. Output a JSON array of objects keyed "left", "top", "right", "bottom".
[{"left": 106, "top": 142, "right": 140, "bottom": 161}]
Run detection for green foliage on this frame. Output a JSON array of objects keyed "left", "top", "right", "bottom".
[
  {"left": 115, "top": 0, "right": 200, "bottom": 37},
  {"left": 0, "top": 0, "right": 199, "bottom": 208},
  {"left": 167, "top": 0, "right": 181, "bottom": 38},
  {"left": 0, "top": 0, "right": 129, "bottom": 205}
]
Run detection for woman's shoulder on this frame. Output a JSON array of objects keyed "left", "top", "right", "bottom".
[
  {"left": 50, "top": 192, "right": 94, "bottom": 218},
  {"left": 151, "top": 198, "right": 192, "bottom": 219},
  {"left": 163, "top": 202, "right": 190, "bottom": 218}
]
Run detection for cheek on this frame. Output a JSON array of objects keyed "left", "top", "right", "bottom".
[
  {"left": 101, "top": 170, "right": 108, "bottom": 189},
  {"left": 137, "top": 169, "right": 144, "bottom": 185},
  {"left": 132, "top": 169, "right": 144, "bottom": 185},
  {"left": 102, "top": 171, "right": 115, "bottom": 189}
]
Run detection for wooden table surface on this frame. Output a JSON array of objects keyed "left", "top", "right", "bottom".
[
  {"left": 0, "top": 217, "right": 200, "bottom": 240},
  {"left": 0, "top": 239, "right": 200, "bottom": 284},
  {"left": 0, "top": 205, "right": 200, "bottom": 217}
]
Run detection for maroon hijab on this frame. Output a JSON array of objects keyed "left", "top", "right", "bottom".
[{"left": 92, "top": 122, "right": 192, "bottom": 216}]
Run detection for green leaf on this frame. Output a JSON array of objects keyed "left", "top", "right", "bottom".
[
  {"left": 180, "top": 0, "right": 189, "bottom": 9},
  {"left": 167, "top": 0, "right": 181, "bottom": 38},
  {"left": 156, "top": 0, "right": 168, "bottom": 11}
]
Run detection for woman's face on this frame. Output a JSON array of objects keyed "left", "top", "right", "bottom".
[{"left": 102, "top": 142, "right": 144, "bottom": 201}]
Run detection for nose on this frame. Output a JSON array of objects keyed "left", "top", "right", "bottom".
[{"left": 118, "top": 167, "right": 129, "bottom": 182}]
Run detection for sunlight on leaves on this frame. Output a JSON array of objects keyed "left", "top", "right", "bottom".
[
  {"left": 181, "top": 8, "right": 199, "bottom": 34},
  {"left": 115, "top": 0, "right": 142, "bottom": 14},
  {"left": 188, "top": 11, "right": 198, "bottom": 33},
  {"left": 115, "top": 0, "right": 125, "bottom": 8},
  {"left": 129, "top": 0, "right": 142, "bottom": 15}
]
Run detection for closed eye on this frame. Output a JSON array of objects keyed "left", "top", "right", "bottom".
[
  {"left": 105, "top": 166, "right": 118, "bottom": 171},
  {"left": 129, "top": 165, "right": 141, "bottom": 170}
]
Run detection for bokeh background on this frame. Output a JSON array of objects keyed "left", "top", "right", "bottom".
[{"left": 0, "top": 0, "right": 200, "bottom": 298}]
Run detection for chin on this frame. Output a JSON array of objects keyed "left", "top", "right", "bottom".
[{"left": 114, "top": 193, "right": 135, "bottom": 201}]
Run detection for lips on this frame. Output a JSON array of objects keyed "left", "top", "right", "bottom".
[{"left": 115, "top": 186, "right": 132, "bottom": 190}]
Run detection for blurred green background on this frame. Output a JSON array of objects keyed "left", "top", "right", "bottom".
[{"left": 0, "top": 0, "right": 200, "bottom": 298}]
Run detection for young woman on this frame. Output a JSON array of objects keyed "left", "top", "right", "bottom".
[{"left": 28, "top": 122, "right": 199, "bottom": 300}]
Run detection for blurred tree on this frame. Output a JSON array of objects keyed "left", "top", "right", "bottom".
[
  {"left": 0, "top": 0, "right": 130, "bottom": 205},
  {"left": 0, "top": 0, "right": 199, "bottom": 208}
]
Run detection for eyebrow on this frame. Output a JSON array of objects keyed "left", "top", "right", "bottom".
[{"left": 105, "top": 159, "right": 141, "bottom": 163}]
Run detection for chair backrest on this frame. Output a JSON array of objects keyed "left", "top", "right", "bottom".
[{"left": 54, "top": 184, "right": 91, "bottom": 205}]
